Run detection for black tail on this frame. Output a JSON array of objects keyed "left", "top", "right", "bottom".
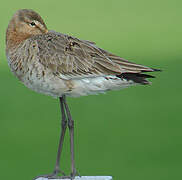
[{"left": 116, "top": 73, "right": 155, "bottom": 85}]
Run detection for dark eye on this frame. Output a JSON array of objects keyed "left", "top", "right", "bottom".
[{"left": 30, "top": 22, "right": 36, "bottom": 27}]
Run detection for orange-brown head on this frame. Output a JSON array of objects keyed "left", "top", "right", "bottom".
[{"left": 6, "top": 9, "right": 48, "bottom": 49}]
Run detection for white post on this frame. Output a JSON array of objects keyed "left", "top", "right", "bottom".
[{"left": 35, "top": 176, "right": 113, "bottom": 180}]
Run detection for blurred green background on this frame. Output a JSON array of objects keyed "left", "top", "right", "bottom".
[{"left": 0, "top": 0, "right": 181, "bottom": 180}]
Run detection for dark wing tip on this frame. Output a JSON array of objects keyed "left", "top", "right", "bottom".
[
  {"left": 141, "top": 68, "right": 162, "bottom": 72},
  {"left": 117, "top": 73, "right": 156, "bottom": 85},
  {"left": 151, "top": 68, "right": 162, "bottom": 72}
]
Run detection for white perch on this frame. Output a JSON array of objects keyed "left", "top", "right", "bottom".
[{"left": 35, "top": 176, "right": 113, "bottom": 180}]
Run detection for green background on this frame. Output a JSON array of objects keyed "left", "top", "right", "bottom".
[{"left": 0, "top": 0, "right": 181, "bottom": 180}]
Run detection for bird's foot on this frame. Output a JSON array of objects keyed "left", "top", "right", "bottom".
[
  {"left": 33, "top": 169, "right": 67, "bottom": 180},
  {"left": 33, "top": 175, "right": 72, "bottom": 180},
  {"left": 69, "top": 168, "right": 81, "bottom": 179}
]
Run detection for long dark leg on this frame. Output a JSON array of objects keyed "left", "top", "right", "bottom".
[
  {"left": 63, "top": 96, "right": 78, "bottom": 178},
  {"left": 53, "top": 95, "right": 67, "bottom": 175},
  {"left": 33, "top": 96, "right": 68, "bottom": 180}
]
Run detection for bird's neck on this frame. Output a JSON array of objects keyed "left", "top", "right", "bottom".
[{"left": 6, "top": 27, "right": 31, "bottom": 50}]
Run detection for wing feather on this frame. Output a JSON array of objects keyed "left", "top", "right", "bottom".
[{"left": 31, "top": 31, "right": 155, "bottom": 80}]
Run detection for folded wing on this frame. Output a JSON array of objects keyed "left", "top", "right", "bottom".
[{"left": 33, "top": 31, "right": 158, "bottom": 80}]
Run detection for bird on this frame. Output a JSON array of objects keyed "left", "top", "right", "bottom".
[{"left": 6, "top": 9, "right": 160, "bottom": 180}]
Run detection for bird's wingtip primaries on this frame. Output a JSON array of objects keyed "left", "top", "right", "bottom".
[
  {"left": 141, "top": 67, "right": 162, "bottom": 72},
  {"left": 151, "top": 68, "right": 162, "bottom": 72}
]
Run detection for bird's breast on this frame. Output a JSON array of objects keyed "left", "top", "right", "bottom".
[{"left": 7, "top": 51, "right": 69, "bottom": 97}]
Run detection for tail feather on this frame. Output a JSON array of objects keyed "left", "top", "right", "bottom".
[{"left": 117, "top": 73, "right": 155, "bottom": 85}]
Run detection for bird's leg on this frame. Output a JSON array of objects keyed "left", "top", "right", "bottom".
[
  {"left": 34, "top": 96, "right": 68, "bottom": 180},
  {"left": 63, "top": 96, "right": 80, "bottom": 179},
  {"left": 53, "top": 96, "right": 68, "bottom": 175}
]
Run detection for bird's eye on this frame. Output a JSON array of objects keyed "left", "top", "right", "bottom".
[{"left": 30, "top": 22, "right": 36, "bottom": 27}]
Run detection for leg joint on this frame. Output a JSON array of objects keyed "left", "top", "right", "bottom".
[
  {"left": 62, "top": 119, "right": 67, "bottom": 128},
  {"left": 68, "top": 119, "right": 74, "bottom": 129}
]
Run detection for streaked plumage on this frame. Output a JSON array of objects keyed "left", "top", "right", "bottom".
[
  {"left": 5, "top": 9, "right": 160, "bottom": 179},
  {"left": 6, "top": 9, "right": 159, "bottom": 98}
]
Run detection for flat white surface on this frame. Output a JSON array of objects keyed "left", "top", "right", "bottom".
[{"left": 35, "top": 176, "right": 112, "bottom": 180}]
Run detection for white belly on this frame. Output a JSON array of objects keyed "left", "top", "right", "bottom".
[
  {"left": 66, "top": 76, "right": 135, "bottom": 97},
  {"left": 22, "top": 74, "right": 135, "bottom": 98}
]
